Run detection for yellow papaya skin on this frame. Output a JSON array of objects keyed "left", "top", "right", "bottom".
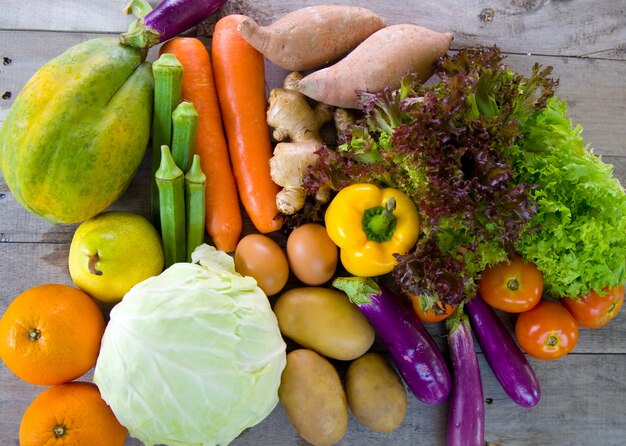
[{"left": 0, "top": 38, "right": 154, "bottom": 224}]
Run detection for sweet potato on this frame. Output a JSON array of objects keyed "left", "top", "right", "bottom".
[
  {"left": 237, "top": 5, "right": 385, "bottom": 71},
  {"left": 296, "top": 24, "right": 454, "bottom": 109}
]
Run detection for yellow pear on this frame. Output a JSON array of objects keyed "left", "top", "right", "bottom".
[{"left": 69, "top": 211, "right": 164, "bottom": 303}]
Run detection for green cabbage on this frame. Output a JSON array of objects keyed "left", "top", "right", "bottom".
[{"left": 93, "top": 244, "right": 286, "bottom": 446}]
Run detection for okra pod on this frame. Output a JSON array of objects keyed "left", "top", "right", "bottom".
[
  {"left": 156, "top": 145, "right": 186, "bottom": 267},
  {"left": 185, "top": 154, "right": 207, "bottom": 261},
  {"left": 171, "top": 101, "right": 199, "bottom": 172},
  {"left": 151, "top": 53, "right": 183, "bottom": 226}
]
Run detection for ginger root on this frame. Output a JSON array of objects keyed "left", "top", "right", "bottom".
[
  {"left": 333, "top": 107, "right": 357, "bottom": 145},
  {"left": 267, "top": 72, "right": 333, "bottom": 215}
]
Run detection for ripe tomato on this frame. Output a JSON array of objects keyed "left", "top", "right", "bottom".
[
  {"left": 562, "top": 285, "right": 624, "bottom": 329},
  {"left": 410, "top": 295, "right": 457, "bottom": 323},
  {"left": 478, "top": 255, "right": 543, "bottom": 313},
  {"left": 515, "top": 300, "right": 579, "bottom": 360}
]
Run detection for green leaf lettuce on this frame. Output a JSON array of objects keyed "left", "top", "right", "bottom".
[{"left": 514, "top": 97, "right": 626, "bottom": 297}]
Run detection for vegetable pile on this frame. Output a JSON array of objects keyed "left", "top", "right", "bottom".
[
  {"left": 2, "top": 1, "right": 626, "bottom": 446},
  {"left": 306, "top": 45, "right": 626, "bottom": 307}
]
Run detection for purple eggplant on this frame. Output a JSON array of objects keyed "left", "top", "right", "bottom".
[
  {"left": 465, "top": 294, "right": 540, "bottom": 408},
  {"left": 447, "top": 312, "right": 484, "bottom": 446},
  {"left": 121, "top": 0, "right": 228, "bottom": 49},
  {"left": 333, "top": 276, "right": 451, "bottom": 404}
]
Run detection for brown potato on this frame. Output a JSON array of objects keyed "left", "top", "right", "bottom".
[
  {"left": 346, "top": 352, "right": 407, "bottom": 432},
  {"left": 279, "top": 349, "right": 348, "bottom": 446},
  {"left": 274, "top": 287, "right": 375, "bottom": 360}
]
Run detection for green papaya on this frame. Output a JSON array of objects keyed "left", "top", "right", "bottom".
[{"left": 0, "top": 37, "right": 154, "bottom": 224}]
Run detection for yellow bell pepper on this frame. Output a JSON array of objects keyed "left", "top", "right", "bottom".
[{"left": 325, "top": 183, "right": 420, "bottom": 277}]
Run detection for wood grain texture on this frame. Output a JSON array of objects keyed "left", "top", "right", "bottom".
[
  {"left": 214, "top": 0, "right": 626, "bottom": 60},
  {"left": 2, "top": 0, "right": 626, "bottom": 445},
  {"left": 0, "top": 0, "right": 135, "bottom": 33},
  {"left": 1, "top": 0, "right": 625, "bottom": 59},
  {"left": 1, "top": 350, "right": 624, "bottom": 446}
]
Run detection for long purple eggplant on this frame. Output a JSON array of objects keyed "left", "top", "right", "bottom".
[
  {"left": 465, "top": 294, "right": 540, "bottom": 408},
  {"left": 333, "top": 277, "right": 451, "bottom": 404},
  {"left": 447, "top": 311, "right": 484, "bottom": 446},
  {"left": 121, "top": 0, "right": 228, "bottom": 49}
]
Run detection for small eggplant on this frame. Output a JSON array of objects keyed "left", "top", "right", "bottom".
[
  {"left": 333, "top": 277, "right": 451, "bottom": 404},
  {"left": 121, "top": 0, "right": 228, "bottom": 49},
  {"left": 446, "top": 311, "right": 484, "bottom": 446},
  {"left": 465, "top": 294, "right": 541, "bottom": 408}
]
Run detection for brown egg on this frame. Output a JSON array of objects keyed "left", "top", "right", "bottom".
[
  {"left": 286, "top": 223, "right": 338, "bottom": 286},
  {"left": 234, "top": 234, "right": 289, "bottom": 296}
]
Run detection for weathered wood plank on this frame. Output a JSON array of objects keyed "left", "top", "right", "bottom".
[
  {"left": 501, "top": 54, "right": 626, "bottom": 158},
  {"left": 2, "top": 1, "right": 626, "bottom": 445},
  {"left": 166, "top": 352, "right": 626, "bottom": 445},
  {"left": 1, "top": 351, "right": 624, "bottom": 446},
  {"left": 3, "top": 0, "right": 624, "bottom": 61},
  {"left": 0, "top": 0, "right": 134, "bottom": 33},
  {"left": 215, "top": 0, "right": 626, "bottom": 60}
]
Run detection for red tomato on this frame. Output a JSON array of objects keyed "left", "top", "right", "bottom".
[
  {"left": 478, "top": 255, "right": 543, "bottom": 313},
  {"left": 562, "top": 285, "right": 624, "bottom": 329},
  {"left": 410, "top": 295, "right": 457, "bottom": 323},
  {"left": 515, "top": 300, "right": 579, "bottom": 360}
]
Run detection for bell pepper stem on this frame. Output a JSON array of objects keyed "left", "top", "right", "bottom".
[{"left": 362, "top": 197, "right": 397, "bottom": 242}]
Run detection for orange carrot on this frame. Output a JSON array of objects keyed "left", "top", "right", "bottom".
[
  {"left": 212, "top": 14, "right": 284, "bottom": 234},
  {"left": 159, "top": 37, "right": 242, "bottom": 252}
]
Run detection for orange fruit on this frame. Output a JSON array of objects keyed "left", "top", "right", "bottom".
[
  {"left": 19, "top": 381, "right": 127, "bottom": 445},
  {"left": 0, "top": 284, "right": 105, "bottom": 386}
]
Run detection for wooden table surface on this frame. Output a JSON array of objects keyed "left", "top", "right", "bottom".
[{"left": 2, "top": 0, "right": 626, "bottom": 445}]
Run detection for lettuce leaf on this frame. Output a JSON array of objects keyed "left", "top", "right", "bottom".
[{"left": 513, "top": 97, "right": 626, "bottom": 297}]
